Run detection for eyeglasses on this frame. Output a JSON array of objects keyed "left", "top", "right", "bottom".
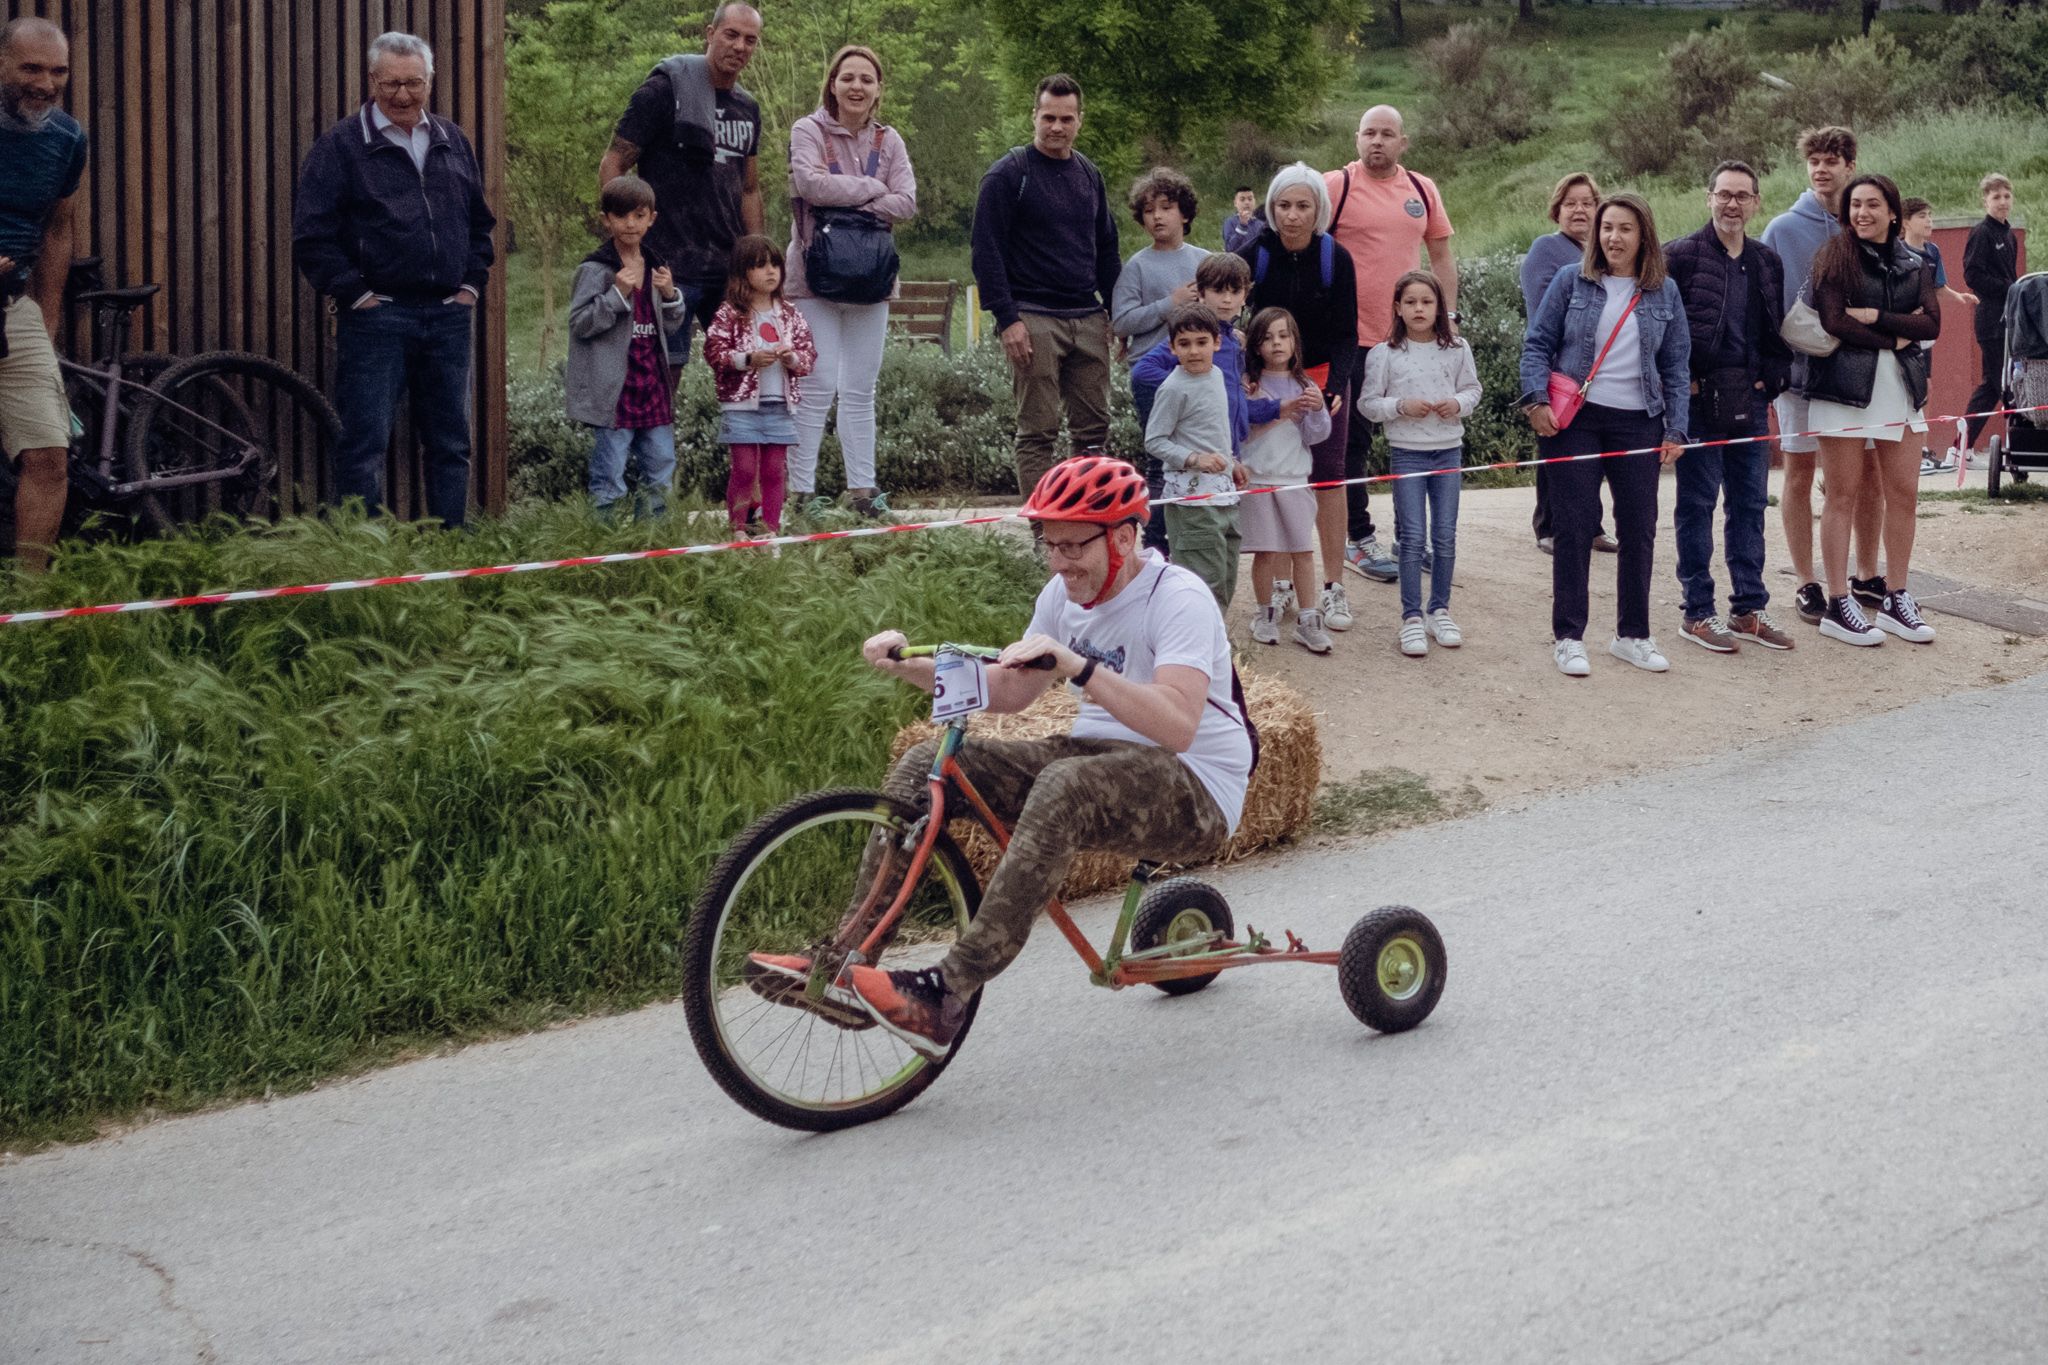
[
  {"left": 1710, "top": 191, "right": 1758, "bottom": 205},
  {"left": 374, "top": 78, "right": 428, "bottom": 96},
  {"left": 1042, "top": 529, "right": 1109, "bottom": 560}
]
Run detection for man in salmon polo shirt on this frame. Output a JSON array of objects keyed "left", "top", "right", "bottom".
[{"left": 1325, "top": 105, "right": 1456, "bottom": 585}]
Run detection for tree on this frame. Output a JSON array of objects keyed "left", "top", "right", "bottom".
[
  {"left": 505, "top": 2, "right": 662, "bottom": 370},
  {"left": 976, "top": 0, "right": 1375, "bottom": 181}
]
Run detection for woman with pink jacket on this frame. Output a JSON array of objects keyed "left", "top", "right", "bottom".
[{"left": 786, "top": 44, "right": 918, "bottom": 519}]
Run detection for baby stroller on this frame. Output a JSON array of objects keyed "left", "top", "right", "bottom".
[{"left": 1987, "top": 271, "right": 2048, "bottom": 495}]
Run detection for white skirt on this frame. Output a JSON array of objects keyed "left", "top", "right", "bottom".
[{"left": 1808, "top": 350, "right": 1927, "bottom": 445}]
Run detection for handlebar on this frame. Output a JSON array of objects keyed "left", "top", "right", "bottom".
[{"left": 887, "top": 643, "right": 1059, "bottom": 670}]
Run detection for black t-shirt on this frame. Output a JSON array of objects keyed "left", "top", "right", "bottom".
[{"left": 615, "top": 70, "right": 761, "bottom": 284}]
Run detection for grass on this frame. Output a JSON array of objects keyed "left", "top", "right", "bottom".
[
  {"left": 1312, "top": 767, "right": 1484, "bottom": 840},
  {"left": 0, "top": 507, "right": 1040, "bottom": 1144},
  {"left": 1922, "top": 482, "right": 2048, "bottom": 504}
]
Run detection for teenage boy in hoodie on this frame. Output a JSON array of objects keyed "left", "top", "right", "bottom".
[
  {"left": 566, "top": 176, "right": 687, "bottom": 520},
  {"left": 1762, "top": 125, "right": 1884, "bottom": 626}
]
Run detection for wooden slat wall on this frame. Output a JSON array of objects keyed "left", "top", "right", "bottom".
[{"left": 3, "top": 0, "right": 509, "bottom": 518}]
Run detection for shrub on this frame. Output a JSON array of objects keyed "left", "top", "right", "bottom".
[
  {"left": 1909, "top": 4, "right": 2048, "bottom": 119},
  {"left": 1420, "top": 21, "right": 1552, "bottom": 152},
  {"left": 1450, "top": 251, "right": 1538, "bottom": 482},
  {"left": 506, "top": 339, "right": 1151, "bottom": 507},
  {"left": 0, "top": 508, "right": 1042, "bottom": 1139},
  {"left": 1600, "top": 24, "right": 1763, "bottom": 181}
]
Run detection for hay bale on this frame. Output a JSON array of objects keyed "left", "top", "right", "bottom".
[{"left": 888, "top": 667, "right": 1320, "bottom": 899}]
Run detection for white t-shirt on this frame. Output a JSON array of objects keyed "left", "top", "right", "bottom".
[
  {"left": 1026, "top": 552, "right": 1253, "bottom": 833},
  {"left": 752, "top": 307, "right": 787, "bottom": 402},
  {"left": 1584, "top": 275, "right": 1647, "bottom": 412}
]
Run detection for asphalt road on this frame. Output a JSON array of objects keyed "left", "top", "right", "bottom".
[{"left": 5, "top": 675, "right": 2047, "bottom": 1365}]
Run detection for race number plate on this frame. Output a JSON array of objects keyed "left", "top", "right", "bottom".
[{"left": 931, "top": 650, "right": 990, "bottom": 721}]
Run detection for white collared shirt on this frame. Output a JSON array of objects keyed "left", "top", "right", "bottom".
[{"left": 369, "top": 103, "right": 430, "bottom": 174}]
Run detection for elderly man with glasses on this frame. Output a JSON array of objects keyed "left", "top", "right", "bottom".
[
  {"left": 1664, "top": 159, "right": 1795, "bottom": 654},
  {"left": 293, "top": 31, "right": 496, "bottom": 529}
]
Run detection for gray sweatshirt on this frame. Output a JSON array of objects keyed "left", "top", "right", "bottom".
[
  {"left": 1146, "top": 363, "right": 1239, "bottom": 505},
  {"left": 1111, "top": 243, "right": 1209, "bottom": 359},
  {"left": 565, "top": 248, "right": 688, "bottom": 427},
  {"left": 1358, "top": 338, "right": 1483, "bottom": 449}
]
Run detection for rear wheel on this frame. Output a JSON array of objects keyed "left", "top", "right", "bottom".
[
  {"left": 1130, "top": 878, "right": 1234, "bottom": 996},
  {"left": 1338, "top": 906, "right": 1446, "bottom": 1033},
  {"left": 1988, "top": 436, "right": 2005, "bottom": 498},
  {"left": 123, "top": 351, "right": 338, "bottom": 533},
  {"left": 681, "top": 788, "right": 984, "bottom": 1131}
]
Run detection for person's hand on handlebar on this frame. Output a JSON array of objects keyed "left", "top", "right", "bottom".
[{"left": 999, "top": 633, "right": 1085, "bottom": 681}]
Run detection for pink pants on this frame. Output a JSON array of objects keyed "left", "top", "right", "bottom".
[{"left": 726, "top": 444, "right": 787, "bottom": 531}]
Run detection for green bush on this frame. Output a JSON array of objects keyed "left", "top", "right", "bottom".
[
  {"left": 507, "top": 339, "right": 1151, "bottom": 507},
  {"left": 1449, "top": 251, "right": 1538, "bottom": 483},
  {"left": 1420, "top": 21, "right": 1553, "bottom": 152},
  {"left": 0, "top": 508, "right": 1041, "bottom": 1139}
]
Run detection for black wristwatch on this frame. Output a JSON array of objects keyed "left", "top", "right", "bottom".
[{"left": 1072, "top": 658, "right": 1098, "bottom": 690}]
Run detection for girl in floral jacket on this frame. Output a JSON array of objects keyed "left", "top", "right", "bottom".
[{"left": 704, "top": 236, "right": 818, "bottom": 533}]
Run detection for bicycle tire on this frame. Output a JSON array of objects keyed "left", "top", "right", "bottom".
[
  {"left": 682, "top": 787, "right": 985, "bottom": 1132},
  {"left": 122, "top": 350, "right": 338, "bottom": 533}
]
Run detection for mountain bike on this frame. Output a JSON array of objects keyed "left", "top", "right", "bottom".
[
  {"left": 682, "top": 643, "right": 1448, "bottom": 1132},
  {"left": 0, "top": 257, "right": 339, "bottom": 535}
]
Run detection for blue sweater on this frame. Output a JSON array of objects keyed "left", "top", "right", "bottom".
[
  {"left": 1518, "top": 232, "right": 1584, "bottom": 320},
  {"left": 1760, "top": 190, "right": 1840, "bottom": 311},
  {"left": 1131, "top": 326, "right": 1280, "bottom": 454}
]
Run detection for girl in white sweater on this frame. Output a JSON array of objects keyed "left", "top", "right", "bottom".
[
  {"left": 1241, "top": 307, "right": 1334, "bottom": 652},
  {"left": 1359, "top": 271, "right": 1482, "bottom": 658}
]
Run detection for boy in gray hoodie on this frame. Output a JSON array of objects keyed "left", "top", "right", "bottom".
[{"left": 567, "top": 176, "right": 688, "bottom": 519}]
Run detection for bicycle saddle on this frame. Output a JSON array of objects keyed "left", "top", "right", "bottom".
[{"left": 76, "top": 284, "right": 161, "bottom": 307}]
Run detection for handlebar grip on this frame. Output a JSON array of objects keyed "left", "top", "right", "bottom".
[
  {"left": 1019, "top": 653, "right": 1059, "bottom": 670},
  {"left": 886, "top": 645, "right": 905, "bottom": 662}
]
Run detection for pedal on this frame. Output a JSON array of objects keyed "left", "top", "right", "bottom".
[{"left": 741, "top": 957, "right": 875, "bottom": 1031}]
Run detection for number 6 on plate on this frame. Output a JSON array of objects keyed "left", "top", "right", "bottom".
[{"left": 931, "top": 649, "right": 990, "bottom": 721}]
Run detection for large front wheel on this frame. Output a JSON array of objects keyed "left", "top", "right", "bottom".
[{"left": 682, "top": 788, "right": 984, "bottom": 1131}]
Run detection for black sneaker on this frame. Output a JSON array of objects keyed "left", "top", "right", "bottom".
[
  {"left": 1874, "top": 589, "right": 1936, "bottom": 643},
  {"left": 1850, "top": 574, "right": 1887, "bottom": 607},
  {"left": 847, "top": 964, "right": 970, "bottom": 1059},
  {"left": 1819, "top": 594, "right": 1884, "bottom": 646},
  {"left": 1794, "top": 582, "right": 1827, "bottom": 625}
]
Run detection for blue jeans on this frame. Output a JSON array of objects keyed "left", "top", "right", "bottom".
[
  {"left": 1677, "top": 402, "right": 1771, "bottom": 619},
  {"left": 1390, "top": 445, "right": 1462, "bottom": 618},
  {"left": 667, "top": 281, "right": 725, "bottom": 366},
  {"left": 333, "top": 300, "right": 475, "bottom": 528},
  {"left": 588, "top": 424, "right": 677, "bottom": 519}
]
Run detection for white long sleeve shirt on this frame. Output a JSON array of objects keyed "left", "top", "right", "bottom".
[{"left": 1358, "top": 338, "right": 1483, "bottom": 450}]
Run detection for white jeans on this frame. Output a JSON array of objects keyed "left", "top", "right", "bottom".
[{"left": 790, "top": 297, "right": 890, "bottom": 494}]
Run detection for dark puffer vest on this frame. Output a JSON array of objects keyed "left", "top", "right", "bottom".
[{"left": 1804, "top": 237, "right": 1940, "bottom": 410}]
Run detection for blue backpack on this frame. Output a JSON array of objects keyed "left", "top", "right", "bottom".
[{"left": 1251, "top": 233, "right": 1336, "bottom": 291}]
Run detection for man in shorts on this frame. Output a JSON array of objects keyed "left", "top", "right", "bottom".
[
  {"left": 0, "top": 17, "right": 86, "bottom": 573},
  {"left": 748, "top": 456, "right": 1254, "bottom": 1058}
]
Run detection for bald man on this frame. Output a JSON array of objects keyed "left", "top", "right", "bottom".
[
  {"left": 0, "top": 16, "right": 85, "bottom": 572},
  {"left": 1324, "top": 106, "right": 1457, "bottom": 581}
]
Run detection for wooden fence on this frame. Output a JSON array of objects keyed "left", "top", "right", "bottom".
[{"left": 2, "top": 0, "right": 508, "bottom": 519}]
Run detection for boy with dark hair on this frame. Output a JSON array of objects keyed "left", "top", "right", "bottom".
[
  {"left": 1224, "top": 184, "right": 1264, "bottom": 255},
  {"left": 1147, "top": 304, "right": 1247, "bottom": 609},
  {"left": 1131, "top": 252, "right": 1280, "bottom": 464},
  {"left": 565, "top": 175, "right": 687, "bottom": 520},
  {"left": 1113, "top": 166, "right": 1209, "bottom": 551}
]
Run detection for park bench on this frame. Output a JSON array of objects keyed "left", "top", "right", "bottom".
[{"left": 890, "top": 280, "right": 958, "bottom": 354}]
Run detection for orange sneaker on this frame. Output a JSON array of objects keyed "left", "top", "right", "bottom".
[
  {"left": 846, "top": 964, "right": 969, "bottom": 1059},
  {"left": 742, "top": 953, "right": 872, "bottom": 1031}
]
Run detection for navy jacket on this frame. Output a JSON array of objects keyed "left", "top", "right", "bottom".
[
  {"left": 1666, "top": 222, "right": 1790, "bottom": 397},
  {"left": 1520, "top": 269, "right": 1692, "bottom": 441},
  {"left": 293, "top": 106, "right": 496, "bottom": 306}
]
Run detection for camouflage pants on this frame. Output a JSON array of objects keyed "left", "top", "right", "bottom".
[{"left": 886, "top": 734, "right": 1229, "bottom": 993}]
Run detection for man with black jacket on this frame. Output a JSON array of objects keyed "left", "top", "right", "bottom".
[
  {"left": 1963, "top": 172, "right": 2020, "bottom": 456},
  {"left": 1667, "top": 161, "right": 1794, "bottom": 653},
  {"left": 293, "top": 32, "right": 495, "bottom": 529},
  {"left": 970, "top": 73, "right": 1122, "bottom": 502}
]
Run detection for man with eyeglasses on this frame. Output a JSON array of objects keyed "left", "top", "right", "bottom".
[
  {"left": 293, "top": 31, "right": 496, "bottom": 529},
  {"left": 1666, "top": 159, "right": 1794, "bottom": 653}
]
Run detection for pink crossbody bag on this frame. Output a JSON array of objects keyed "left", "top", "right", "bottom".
[{"left": 1547, "top": 290, "right": 1641, "bottom": 430}]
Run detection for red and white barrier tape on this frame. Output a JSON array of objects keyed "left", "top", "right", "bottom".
[{"left": 3, "top": 403, "right": 2040, "bottom": 628}]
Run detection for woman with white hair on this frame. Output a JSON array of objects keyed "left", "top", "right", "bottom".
[{"left": 1236, "top": 162, "right": 1361, "bottom": 632}]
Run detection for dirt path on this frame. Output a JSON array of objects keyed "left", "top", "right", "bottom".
[{"left": 1229, "top": 470, "right": 2048, "bottom": 810}]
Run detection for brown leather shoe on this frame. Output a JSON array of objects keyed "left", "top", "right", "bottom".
[{"left": 1728, "top": 610, "right": 1796, "bottom": 650}]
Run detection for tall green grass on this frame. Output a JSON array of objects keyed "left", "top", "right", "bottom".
[{"left": 0, "top": 507, "right": 1039, "bottom": 1141}]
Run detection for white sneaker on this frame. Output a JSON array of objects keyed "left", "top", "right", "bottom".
[
  {"left": 1250, "top": 604, "right": 1280, "bottom": 645},
  {"left": 1555, "top": 638, "right": 1591, "bottom": 677},
  {"left": 1426, "top": 609, "right": 1462, "bottom": 647},
  {"left": 1318, "top": 582, "right": 1353, "bottom": 631},
  {"left": 1399, "top": 617, "right": 1428, "bottom": 657},
  {"left": 1293, "top": 608, "right": 1334, "bottom": 654},
  {"left": 1608, "top": 635, "right": 1670, "bottom": 672},
  {"left": 1272, "top": 578, "right": 1299, "bottom": 615}
]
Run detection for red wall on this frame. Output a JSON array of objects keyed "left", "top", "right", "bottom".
[{"left": 1928, "top": 222, "right": 2026, "bottom": 446}]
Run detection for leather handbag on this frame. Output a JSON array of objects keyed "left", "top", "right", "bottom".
[
  {"left": 804, "top": 124, "right": 900, "bottom": 305},
  {"left": 1780, "top": 274, "right": 1840, "bottom": 358},
  {"left": 1547, "top": 290, "right": 1640, "bottom": 430}
]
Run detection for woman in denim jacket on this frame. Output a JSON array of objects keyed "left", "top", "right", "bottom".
[{"left": 1520, "top": 193, "right": 1691, "bottom": 678}]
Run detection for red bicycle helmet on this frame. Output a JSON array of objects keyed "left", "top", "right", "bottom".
[{"left": 1020, "top": 455, "right": 1149, "bottom": 526}]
